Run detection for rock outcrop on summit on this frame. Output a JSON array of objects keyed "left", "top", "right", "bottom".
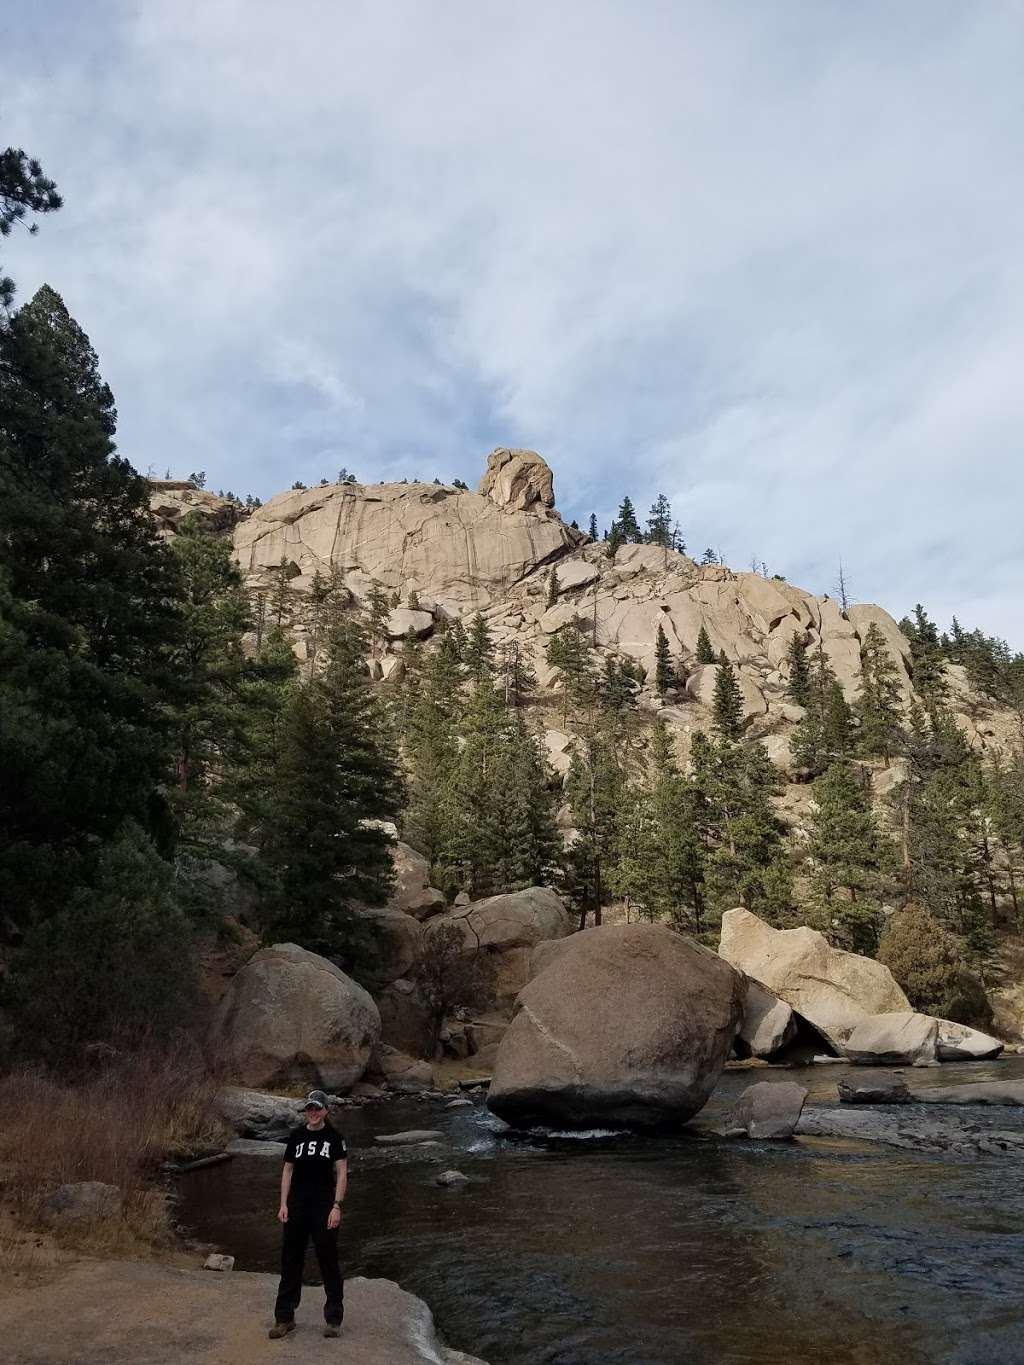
[{"left": 149, "top": 446, "right": 1014, "bottom": 765}]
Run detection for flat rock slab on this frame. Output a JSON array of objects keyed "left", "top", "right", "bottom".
[
  {"left": 838, "top": 1080, "right": 912, "bottom": 1105},
  {"left": 374, "top": 1130, "right": 444, "bottom": 1145},
  {"left": 227, "top": 1139, "right": 287, "bottom": 1157},
  {"left": 0, "top": 1259, "right": 486, "bottom": 1365},
  {"left": 910, "top": 1081, "right": 1024, "bottom": 1106},
  {"left": 796, "top": 1105, "right": 1024, "bottom": 1156}
]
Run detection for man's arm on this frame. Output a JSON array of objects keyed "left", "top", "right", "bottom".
[
  {"left": 327, "top": 1159, "right": 348, "bottom": 1229},
  {"left": 278, "top": 1162, "right": 293, "bottom": 1222}
]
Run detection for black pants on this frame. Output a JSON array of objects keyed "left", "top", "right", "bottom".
[{"left": 273, "top": 1200, "right": 344, "bottom": 1326}]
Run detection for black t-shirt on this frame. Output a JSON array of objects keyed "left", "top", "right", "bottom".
[{"left": 283, "top": 1122, "right": 347, "bottom": 1202}]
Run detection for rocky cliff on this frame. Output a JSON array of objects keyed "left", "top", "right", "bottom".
[{"left": 149, "top": 448, "right": 1014, "bottom": 769}]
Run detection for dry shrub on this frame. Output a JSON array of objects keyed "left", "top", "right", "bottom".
[{"left": 0, "top": 1040, "right": 229, "bottom": 1255}]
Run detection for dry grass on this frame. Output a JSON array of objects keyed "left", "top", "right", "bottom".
[{"left": 0, "top": 1043, "right": 230, "bottom": 1257}]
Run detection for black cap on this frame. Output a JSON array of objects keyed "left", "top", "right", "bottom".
[{"left": 300, "top": 1089, "right": 329, "bottom": 1111}]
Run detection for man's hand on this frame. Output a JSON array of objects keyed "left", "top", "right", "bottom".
[
  {"left": 278, "top": 1204, "right": 289, "bottom": 1223},
  {"left": 327, "top": 1205, "right": 341, "bottom": 1230}
]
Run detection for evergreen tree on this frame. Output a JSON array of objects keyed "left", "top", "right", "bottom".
[
  {"left": 565, "top": 723, "right": 628, "bottom": 928},
  {"left": 546, "top": 566, "right": 560, "bottom": 609},
  {"left": 364, "top": 580, "right": 392, "bottom": 656},
  {"left": 465, "top": 611, "right": 495, "bottom": 681},
  {"left": 691, "top": 733, "right": 792, "bottom": 925},
  {"left": 260, "top": 619, "right": 405, "bottom": 957},
  {"left": 654, "top": 624, "right": 675, "bottom": 698},
  {"left": 856, "top": 623, "right": 904, "bottom": 760},
  {"left": 700, "top": 547, "right": 718, "bottom": 566},
  {"left": 588, "top": 512, "right": 598, "bottom": 540},
  {"left": 1, "top": 146, "right": 62, "bottom": 307},
  {"left": 806, "top": 761, "right": 889, "bottom": 954},
  {"left": 497, "top": 638, "right": 537, "bottom": 707},
  {"left": 695, "top": 625, "right": 716, "bottom": 665},
  {"left": 646, "top": 493, "right": 672, "bottom": 547},
  {"left": 402, "top": 644, "right": 461, "bottom": 864},
  {"left": 606, "top": 521, "right": 624, "bottom": 560},
  {"left": 616, "top": 495, "right": 641, "bottom": 543},
  {"left": 0, "top": 286, "right": 181, "bottom": 928},
  {"left": 712, "top": 658, "right": 745, "bottom": 740},
  {"left": 6, "top": 821, "right": 196, "bottom": 1064},
  {"left": 545, "top": 617, "right": 596, "bottom": 721},
  {"left": 610, "top": 721, "right": 706, "bottom": 934},
  {"left": 790, "top": 650, "right": 855, "bottom": 779},
  {"left": 598, "top": 655, "right": 638, "bottom": 717},
  {"left": 785, "top": 633, "right": 812, "bottom": 706},
  {"left": 269, "top": 556, "right": 294, "bottom": 627},
  {"left": 878, "top": 905, "right": 993, "bottom": 1027},
  {"left": 903, "top": 604, "right": 949, "bottom": 708}
]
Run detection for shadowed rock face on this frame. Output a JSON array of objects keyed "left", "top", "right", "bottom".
[
  {"left": 210, "top": 942, "right": 380, "bottom": 1092},
  {"left": 487, "top": 922, "right": 744, "bottom": 1130}
]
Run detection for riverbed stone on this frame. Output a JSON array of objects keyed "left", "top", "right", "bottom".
[
  {"left": 226, "top": 1138, "right": 287, "bottom": 1157},
  {"left": 436, "top": 1170, "right": 470, "bottom": 1186},
  {"left": 210, "top": 942, "right": 380, "bottom": 1093},
  {"left": 216, "top": 1086, "right": 318, "bottom": 1140},
  {"left": 909, "top": 1081, "right": 1024, "bottom": 1106},
  {"left": 487, "top": 922, "right": 744, "bottom": 1130},
  {"left": 838, "top": 1079, "right": 913, "bottom": 1104},
  {"left": 726, "top": 1081, "right": 808, "bottom": 1138},
  {"left": 203, "top": 1254, "right": 235, "bottom": 1271},
  {"left": 735, "top": 978, "right": 797, "bottom": 1059},
  {"left": 841, "top": 1012, "right": 940, "bottom": 1066},
  {"left": 935, "top": 1019, "right": 1004, "bottom": 1062},
  {"left": 718, "top": 908, "right": 910, "bottom": 1047},
  {"left": 375, "top": 1129, "right": 445, "bottom": 1145}
]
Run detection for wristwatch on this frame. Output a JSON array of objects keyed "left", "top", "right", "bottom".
[{"left": 332, "top": 1200, "right": 342, "bottom": 1208}]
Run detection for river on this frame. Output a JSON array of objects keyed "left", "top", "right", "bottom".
[{"left": 175, "top": 1058, "right": 1024, "bottom": 1365}]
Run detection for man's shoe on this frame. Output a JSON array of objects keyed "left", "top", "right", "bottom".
[
  {"left": 269, "top": 1321, "right": 296, "bottom": 1339},
  {"left": 324, "top": 1323, "right": 341, "bottom": 1338}
]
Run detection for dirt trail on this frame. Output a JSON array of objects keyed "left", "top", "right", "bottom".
[{"left": 0, "top": 1258, "right": 486, "bottom": 1364}]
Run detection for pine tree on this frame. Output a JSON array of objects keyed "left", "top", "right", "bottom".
[
  {"left": 856, "top": 623, "right": 905, "bottom": 761},
  {"left": 546, "top": 567, "right": 560, "bottom": 609},
  {"left": 497, "top": 638, "right": 537, "bottom": 707},
  {"left": 616, "top": 495, "right": 641, "bottom": 543},
  {"left": 712, "top": 658, "right": 745, "bottom": 740},
  {"left": 785, "top": 633, "right": 812, "bottom": 706},
  {"left": 654, "top": 624, "right": 675, "bottom": 698},
  {"left": 695, "top": 625, "right": 716, "bottom": 665},
  {"left": 465, "top": 612, "right": 495, "bottom": 681},
  {"left": 588, "top": 512, "right": 598, "bottom": 540},
  {"left": 610, "top": 720, "right": 706, "bottom": 934},
  {"left": 606, "top": 522, "right": 624, "bottom": 560},
  {"left": 401, "top": 644, "right": 461, "bottom": 864},
  {"left": 0, "top": 286, "right": 182, "bottom": 928},
  {"left": 260, "top": 619, "right": 405, "bottom": 957},
  {"left": 904, "top": 604, "right": 949, "bottom": 708},
  {"left": 806, "top": 761, "right": 890, "bottom": 954},
  {"left": 700, "top": 547, "right": 718, "bottom": 566},
  {"left": 1, "top": 146, "right": 62, "bottom": 307},
  {"left": 7, "top": 821, "right": 196, "bottom": 1063},
  {"left": 364, "top": 580, "right": 392, "bottom": 656},
  {"left": 878, "top": 904, "right": 992, "bottom": 1027},
  {"left": 691, "top": 733, "right": 792, "bottom": 925},
  {"left": 646, "top": 493, "right": 672, "bottom": 547},
  {"left": 790, "top": 650, "right": 854, "bottom": 779},
  {"left": 545, "top": 617, "right": 596, "bottom": 721},
  {"left": 565, "top": 724, "right": 628, "bottom": 928}
]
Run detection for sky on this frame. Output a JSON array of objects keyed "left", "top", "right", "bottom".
[{"left": 4, "top": 1, "right": 1023, "bottom": 642}]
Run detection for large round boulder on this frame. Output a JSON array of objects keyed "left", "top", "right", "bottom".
[
  {"left": 211, "top": 942, "right": 380, "bottom": 1092},
  {"left": 719, "top": 908, "right": 909, "bottom": 1047},
  {"left": 426, "top": 886, "right": 572, "bottom": 1007},
  {"left": 487, "top": 923, "right": 744, "bottom": 1130}
]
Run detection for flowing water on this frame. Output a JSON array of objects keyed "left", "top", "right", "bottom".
[{"left": 176, "top": 1059, "right": 1024, "bottom": 1365}]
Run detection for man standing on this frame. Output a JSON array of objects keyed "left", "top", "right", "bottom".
[{"left": 269, "top": 1090, "right": 347, "bottom": 1339}]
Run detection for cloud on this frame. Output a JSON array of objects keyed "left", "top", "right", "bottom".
[{"left": 4, "top": 0, "right": 1022, "bottom": 639}]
